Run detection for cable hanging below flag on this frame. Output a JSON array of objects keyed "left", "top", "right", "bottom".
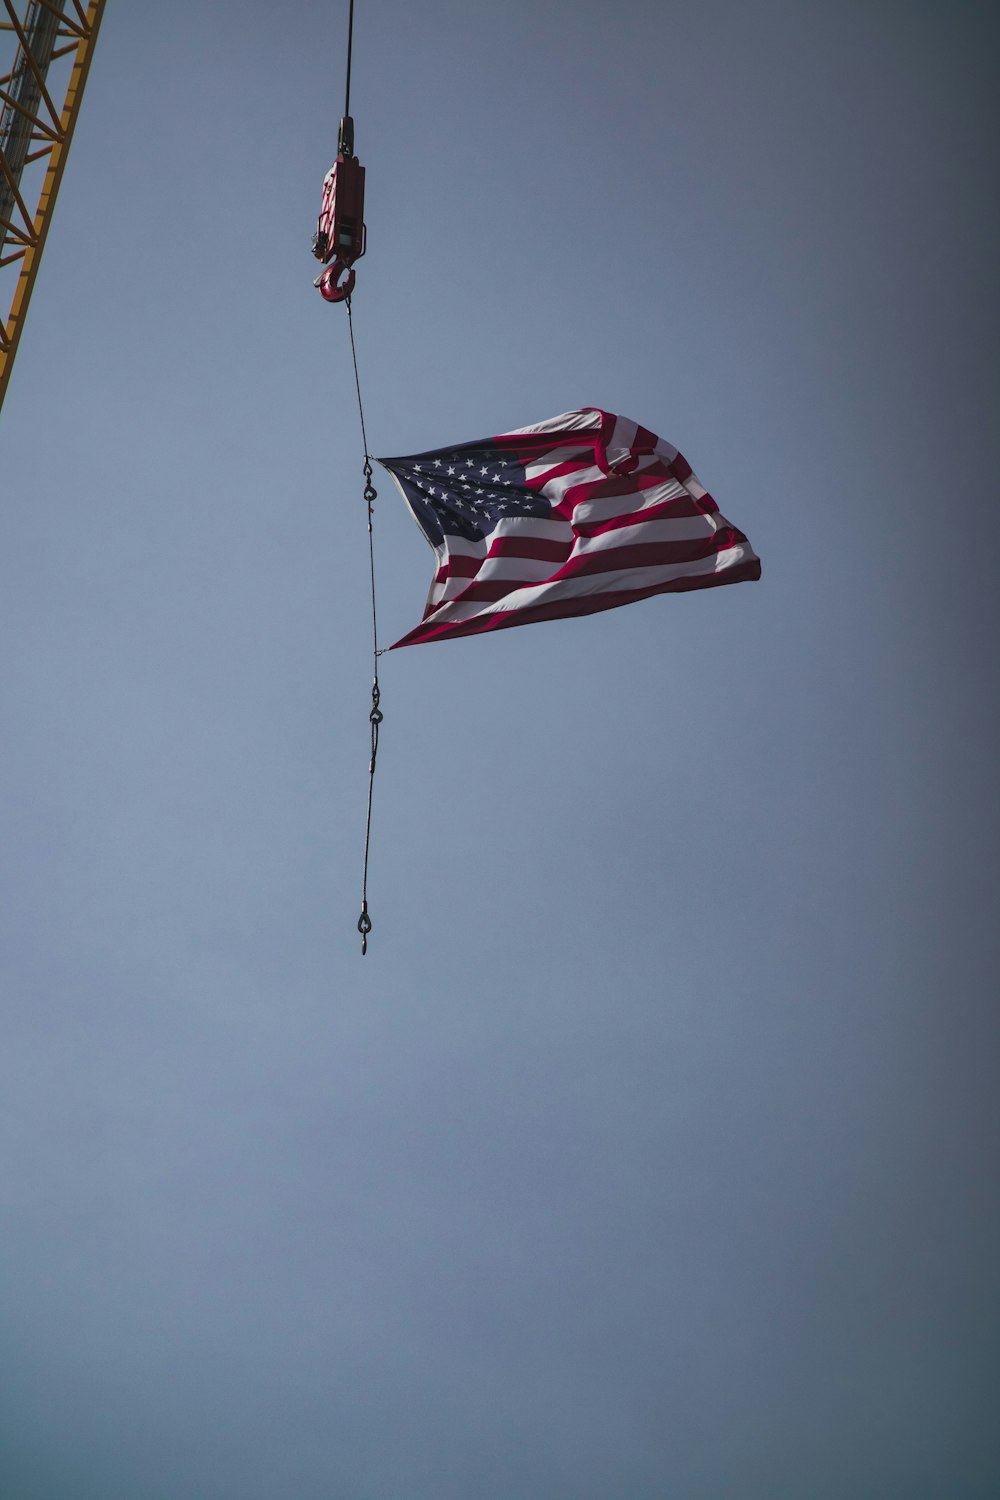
[
  {"left": 311, "top": 0, "right": 382, "bottom": 955},
  {"left": 346, "top": 294, "right": 383, "bottom": 957}
]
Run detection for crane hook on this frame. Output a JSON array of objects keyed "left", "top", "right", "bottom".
[
  {"left": 312, "top": 117, "right": 366, "bottom": 304},
  {"left": 315, "top": 259, "right": 356, "bottom": 302}
]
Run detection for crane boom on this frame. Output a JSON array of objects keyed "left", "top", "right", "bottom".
[{"left": 0, "top": 0, "right": 104, "bottom": 416}]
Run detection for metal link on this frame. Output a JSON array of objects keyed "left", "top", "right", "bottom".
[
  {"left": 363, "top": 459, "right": 377, "bottom": 523},
  {"left": 357, "top": 901, "right": 372, "bottom": 956},
  {"left": 368, "top": 679, "right": 382, "bottom": 772}
]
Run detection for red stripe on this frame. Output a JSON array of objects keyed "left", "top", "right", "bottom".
[
  {"left": 489, "top": 534, "right": 570, "bottom": 561},
  {"left": 569, "top": 496, "right": 720, "bottom": 537},
  {"left": 555, "top": 461, "right": 673, "bottom": 503},
  {"left": 392, "top": 557, "right": 762, "bottom": 648},
  {"left": 435, "top": 508, "right": 730, "bottom": 589},
  {"left": 435, "top": 555, "right": 478, "bottom": 582},
  {"left": 522, "top": 456, "right": 593, "bottom": 494},
  {"left": 550, "top": 533, "right": 746, "bottom": 577},
  {"left": 433, "top": 531, "right": 573, "bottom": 586},
  {"left": 438, "top": 534, "right": 747, "bottom": 607}
]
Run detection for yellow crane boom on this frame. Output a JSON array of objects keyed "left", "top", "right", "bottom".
[{"left": 0, "top": 0, "right": 104, "bottom": 415}]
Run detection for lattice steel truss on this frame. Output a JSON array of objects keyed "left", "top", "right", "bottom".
[{"left": 0, "top": 0, "right": 104, "bottom": 414}]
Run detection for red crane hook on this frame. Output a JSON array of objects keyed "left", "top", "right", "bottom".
[
  {"left": 316, "top": 259, "right": 356, "bottom": 303},
  {"left": 312, "top": 117, "right": 366, "bottom": 303}
]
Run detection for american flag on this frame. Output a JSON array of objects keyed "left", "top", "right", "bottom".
[{"left": 379, "top": 408, "right": 760, "bottom": 648}]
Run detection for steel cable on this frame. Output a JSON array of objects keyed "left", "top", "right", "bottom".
[{"left": 345, "top": 292, "right": 381, "bottom": 955}]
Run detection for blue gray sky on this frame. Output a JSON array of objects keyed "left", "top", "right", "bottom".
[{"left": 1, "top": 2, "right": 998, "bottom": 1496}]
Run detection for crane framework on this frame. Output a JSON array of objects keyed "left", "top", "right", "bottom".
[{"left": 0, "top": 0, "right": 104, "bottom": 415}]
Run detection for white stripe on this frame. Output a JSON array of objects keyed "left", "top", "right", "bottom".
[
  {"left": 431, "top": 513, "right": 722, "bottom": 598},
  {"left": 531, "top": 462, "right": 606, "bottom": 505},
  {"left": 426, "top": 543, "right": 756, "bottom": 626},
  {"left": 529, "top": 449, "right": 666, "bottom": 499},
  {"left": 570, "top": 477, "right": 693, "bottom": 525},
  {"left": 438, "top": 511, "right": 724, "bottom": 595},
  {"left": 428, "top": 517, "right": 573, "bottom": 603},
  {"left": 605, "top": 414, "right": 637, "bottom": 470},
  {"left": 431, "top": 515, "right": 573, "bottom": 563},
  {"left": 432, "top": 551, "right": 556, "bottom": 606},
  {"left": 474, "top": 554, "right": 556, "bottom": 583},
  {"left": 441, "top": 534, "right": 487, "bottom": 560},
  {"left": 570, "top": 514, "right": 722, "bottom": 554},
  {"left": 504, "top": 409, "right": 602, "bottom": 437},
  {"left": 485, "top": 515, "right": 574, "bottom": 543},
  {"left": 523, "top": 447, "right": 593, "bottom": 484}
]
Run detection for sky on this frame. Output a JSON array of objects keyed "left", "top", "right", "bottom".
[{"left": 1, "top": 2, "right": 998, "bottom": 1496}]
